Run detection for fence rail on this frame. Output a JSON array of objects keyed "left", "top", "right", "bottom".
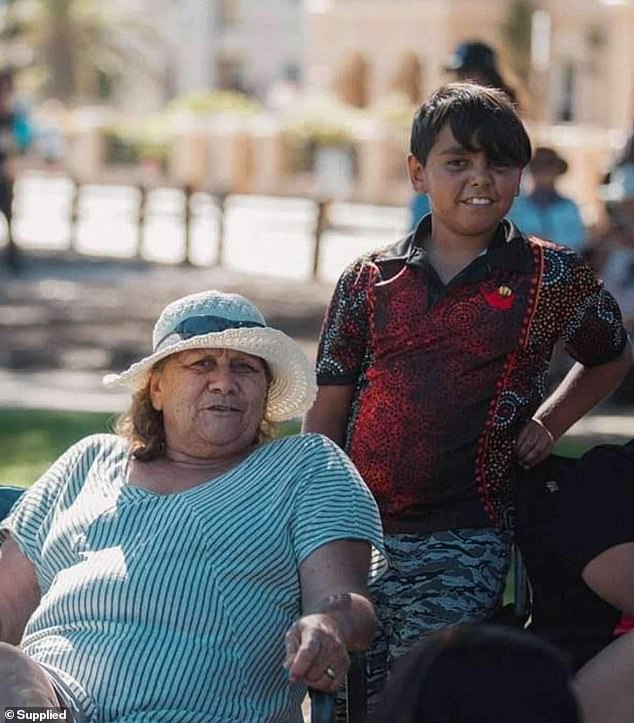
[{"left": 9, "top": 170, "right": 408, "bottom": 280}]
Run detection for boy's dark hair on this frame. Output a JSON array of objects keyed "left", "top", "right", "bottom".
[
  {"left": 374, "top": 624, "right": 580, "bottom": 723},
  {"left": 410, "top": 82, "right": 532, "bottom": 168}
]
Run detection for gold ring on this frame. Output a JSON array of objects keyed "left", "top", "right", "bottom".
[{"left": 325, "top": 666, "right": 336, "bottom": 680}]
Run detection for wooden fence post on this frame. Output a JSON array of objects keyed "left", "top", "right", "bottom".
[
  {"left": 214, "top": 190, "right": 227, "bottom": 267},
  {"left": 135, "top": 185, "right": 147, "bottom": 258},
  {"left": 312, "top": 199, "right": 329, "bottom": 280},
  {"left": 182, "top": 184, "right": 193, "bottom": 266},
  {"left": 68, "top": 177, "right": 80, "bottom": 251}
]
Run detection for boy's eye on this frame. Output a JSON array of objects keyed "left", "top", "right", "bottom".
[
  {"left": 490, "top": 160, "right": 513, "bottom": 169},
  {"left": 447, "top": 158, "right": 467, "bottom": 168}
]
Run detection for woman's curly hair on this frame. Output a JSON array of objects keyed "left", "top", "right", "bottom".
[{"left": 115, "top": 359, "right": 277, "bottom": 461}]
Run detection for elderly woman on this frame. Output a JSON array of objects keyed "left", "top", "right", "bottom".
[{"left": 0, "top": 290, "right": 384, "bottom": 723}]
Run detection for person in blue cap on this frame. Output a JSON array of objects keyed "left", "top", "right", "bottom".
[{"left": 443, "top": 40, "right": 518, "bottom": 105}]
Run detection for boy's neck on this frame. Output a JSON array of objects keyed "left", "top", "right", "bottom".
[
  {"left": 427, "top": 226, "right": 495, "bottom": 284},
  {"left": 428, "top": 224, "right": 494, "bottom": 255}
]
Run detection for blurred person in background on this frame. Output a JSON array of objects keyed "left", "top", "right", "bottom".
[
  {"left": 0, "top": 65, "right": 32, "bottom": 274},
  {"left": 508, "top": 147, "right": 586, "bottom": 252},
  {"left": 599, "top": 198, "right": 634, "bottom": 332},
  {"left": 409, "top": 41, "right": 519, "bottom": 230},
  {"left": 596, "top": 133, "right": 634, "bottom": 404},
  {"left": 443, "top": 40, "right": 518, "bottom": 105},
  {"left": 373, "top": 624, "right": 580, "bottom": 723}
]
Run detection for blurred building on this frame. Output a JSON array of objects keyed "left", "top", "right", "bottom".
[
  {"left": 167, "top": 0, "right": 305, "bottom": 99},
  {"left": 306, "top": 0, "right": 634, "bottom": 130}
]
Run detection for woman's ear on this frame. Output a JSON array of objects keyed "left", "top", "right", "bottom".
[
  {"left": 407, "top": 154, "right": 428, "bottom": 194},
  {"left": 148, "top": 371, "right": 164, "bottom": 411}
]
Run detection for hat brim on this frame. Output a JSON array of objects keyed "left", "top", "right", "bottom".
[{"left": 103, "top": 327, "right": 317, "bottom": 422}]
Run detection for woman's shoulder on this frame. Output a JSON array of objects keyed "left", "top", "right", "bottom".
[
  {"left": 261, "top": 434, "right": 367, "bottom": 490},
  {"left": 69, "top": 432, "right": 128, "bottom": 456},
  {"left": 50, "top": 434, "right": 130, "bottom": 477},
  {"left": 264, "top": 432, "right": 344, "bottom": 458}
]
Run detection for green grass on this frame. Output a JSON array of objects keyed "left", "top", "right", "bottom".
[{"left": 0, "top": 408, "right": 116, "bottom": 487}]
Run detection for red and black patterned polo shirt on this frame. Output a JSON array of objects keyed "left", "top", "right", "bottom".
[{"left": 316, "top": 217, "right": 628, "bottom": 532}]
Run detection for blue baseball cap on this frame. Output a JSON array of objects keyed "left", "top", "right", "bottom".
[{"left": 444, "top": 41, "right": 498, "bottom": 73}]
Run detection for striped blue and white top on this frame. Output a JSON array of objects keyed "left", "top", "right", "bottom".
[{"left": 3, "top": 433, "right": 384, "bottom": 723}]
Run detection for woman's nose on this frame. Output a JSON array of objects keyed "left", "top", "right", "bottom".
[{"left": 206, "top": 367, "right": 237, "bottom": 393}]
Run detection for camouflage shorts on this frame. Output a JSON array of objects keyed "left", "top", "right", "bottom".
[{"left": 364, "top": 527, "right": 511, "bottom": 712}]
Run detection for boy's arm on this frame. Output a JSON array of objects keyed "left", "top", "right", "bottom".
[
  {"left": 303, "top": 384, "right": 355, "bottom": 448},
  {"left": 516, "top": 342, "right": 633, "bottom": 468},
  {"left": 305, "top": 258, "right": 373, "bottom": 446}
]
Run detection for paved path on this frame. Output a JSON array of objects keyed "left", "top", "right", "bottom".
[{"left": 0, "top": 250, "right": 331, "bottom": 404}]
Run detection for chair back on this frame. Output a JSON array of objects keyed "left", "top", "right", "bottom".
[{"left": 0, "top": 485, "right": 24, "bottom": 521}]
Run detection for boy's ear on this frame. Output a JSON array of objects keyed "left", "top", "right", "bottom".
[
  {"left": 407, "top": 154, "right": 428, "bottom": 194},
  {"left": 515, "top": 169, "right": 524, "bottom": 196}
]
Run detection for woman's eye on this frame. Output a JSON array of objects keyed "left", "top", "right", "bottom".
[
  {"left": 233, "top": 362, "right": 257, "bottom": 373},
  {"left": 192, "top": 359, "right": 214, "bottom": 370}
]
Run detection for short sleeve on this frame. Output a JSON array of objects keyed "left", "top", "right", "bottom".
[
  {"left": 289, "top": 434, "right": 386, "bottom": 580},
  {"left": 1, "top": 436, "right": 106, "bottom": 575},
  {"left": 316, "top": 259, "right": 375, "bottom": 385},
  {"left": 560, "top": 254, "right": 629, "bottom": 365}
]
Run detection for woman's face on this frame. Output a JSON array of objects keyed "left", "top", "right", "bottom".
[{"left": 149, "top": 348, "right": 269, "bottom": 460}]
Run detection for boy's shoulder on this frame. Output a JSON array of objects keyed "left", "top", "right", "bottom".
[
  {"left": 338, "top": 233, "right": 415, "bottom": 280},
  {"left": 359, "top": 234, "right": 414, "bottom": 265},
  {"left": 523, "top": 232, "right": 582, "bottom": 262}
]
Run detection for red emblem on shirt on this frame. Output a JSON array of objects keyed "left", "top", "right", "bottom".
[{"left": 483, "top": 286, "right": 514, "bottom": 311}]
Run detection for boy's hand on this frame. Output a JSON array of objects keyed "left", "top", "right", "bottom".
[{"left": 515, "top": 418, "right": 555, "bottom": 468}]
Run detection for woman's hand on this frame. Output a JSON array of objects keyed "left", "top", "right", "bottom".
[
  {"left": 283, "top": 613, "right": 350, "bottom": 691},
  {"left": 284, "top": 539, "right": 377, "bottom": 690}
]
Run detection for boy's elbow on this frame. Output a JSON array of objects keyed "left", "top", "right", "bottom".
[{"left": 603, "top": 342, "right": 634, "bottom": 386}]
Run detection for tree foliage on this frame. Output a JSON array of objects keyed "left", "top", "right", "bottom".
[
  {"left": 500, "top": 0, "right": 535, "bottom": 83},
  {"left": 0, "top": 0, "right": 162, "bottom": 103}
]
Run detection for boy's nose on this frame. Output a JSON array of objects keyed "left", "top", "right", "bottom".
[{"left": 469, "top": 163, "right": 493, "bottom": 186}]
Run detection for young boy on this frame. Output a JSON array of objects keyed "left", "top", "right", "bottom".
[{"left": 303, "top": 83, "right": 632, "bottom": 707}]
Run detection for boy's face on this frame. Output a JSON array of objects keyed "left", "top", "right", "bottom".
[{"left": 408, "top": 124, "right": 522, "bottom": 243}]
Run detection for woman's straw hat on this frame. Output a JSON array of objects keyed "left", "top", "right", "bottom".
[{"left": 103, "top": 290, "right": 317, "bottom": 422}]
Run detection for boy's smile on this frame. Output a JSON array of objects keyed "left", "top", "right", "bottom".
[{"left": 408, "top": 124, "right": 522, "bottom": 249}]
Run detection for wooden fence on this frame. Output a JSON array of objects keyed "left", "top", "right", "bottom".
[{"left": 12, "top": 172, "right": 396, "bottom": 280}]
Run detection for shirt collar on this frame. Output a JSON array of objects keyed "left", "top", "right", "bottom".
[{"left": 378, "top": 214, "right": 535, "bottom": 274}]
